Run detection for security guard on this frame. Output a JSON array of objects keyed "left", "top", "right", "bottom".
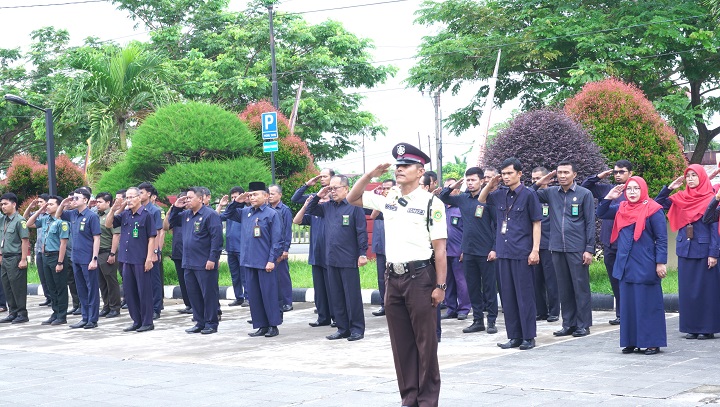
[
  {"left": 168, "top": 187, "right": 223, "bottom": 335},
  {"left": 347, "top": 143, "right": 447, "bottom": 407},
  {"left": 0, "top": 193, "right": 30, "bottom": 324},
  {"left": 225, "top": 182, "right": 283, "bottom": 337},
  {"left": 27, "top": 196, "right": 70, "bottom": 325}
]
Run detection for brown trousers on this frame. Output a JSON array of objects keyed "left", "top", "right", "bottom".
[{"left": 385, "top": 264, "right": 440, "bottom": 407}]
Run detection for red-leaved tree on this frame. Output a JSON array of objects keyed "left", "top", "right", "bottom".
[{"left": 1, "top": 154, "right": 86, "bottom": 202}]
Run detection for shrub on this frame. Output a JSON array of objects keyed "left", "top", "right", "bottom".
[
  {"left": 1, "top": 154, "right": 85, "bottom": 202},
  {"left": 153, "top": 158, "right": 271, "bottom": 200},
  {"left": 481, "top": 109, "right": 607, "bottom": 183},
  {"left": 565, "top": 78, "right": 687, "bottom": 194}
]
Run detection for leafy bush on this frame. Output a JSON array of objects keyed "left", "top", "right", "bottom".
[
  {"left": 565, "top": 78, "right": 687, "bottom": 194},
  {"left": 1, "top": 154, "right": 85, "bottom": 202},
  {"left": 153, "top": 158, "right": 271, "bottom": 199},
  {"left": 481, "top": 109, "right": 607, "bottom": 182}
]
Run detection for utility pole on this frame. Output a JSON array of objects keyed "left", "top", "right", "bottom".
[
  {"left": 433, "top": 92, "right": 442, "bottom": 182},
  {"left": 268, "top": 3, "right": 279, "bottom": 184}
]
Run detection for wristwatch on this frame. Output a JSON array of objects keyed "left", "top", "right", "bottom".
[
  {"left": 435, "top": 283, "right": 447, "bottom": 291},
  {"left": 93, "top": 256, "right": 98, "bottom": 261},
  {"left": 109, "top": 252, "right": 116, "bottom": 257},
  {"left": 153, "top": 249, "right": 160, "bottom": 254}
]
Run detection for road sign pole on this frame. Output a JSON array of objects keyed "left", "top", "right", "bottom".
[{"left": 268, "top": 4, "right": 279, "bottom": 184}]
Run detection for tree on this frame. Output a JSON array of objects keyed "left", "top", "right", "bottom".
[
  {"left": 110, "top": 0, "right": 396, "bottom": 160},
  {"left": 59, "top": 42, "right": 176, "bottom": 176},
  {"left": 442, "top": 156, "right": 467, "bottom": 182},
  {"left": 566, "top": 78, "right": 687, "bottom": 194},
  {"left": 481, "top": 109, "right": 606, "bottom": 182},
  {"left": 0, "top": 154, "right": 85, "bottom": 202},
  {"left": 409, "top": 0, "right": 720, "bottom": 163}
]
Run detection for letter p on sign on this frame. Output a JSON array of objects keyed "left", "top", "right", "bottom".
[{"left": 261, "top": 112, "right": 278, "bottom": 140}]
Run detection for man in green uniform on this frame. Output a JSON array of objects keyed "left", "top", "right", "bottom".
[{"left": 0, "top": 193, "right": 30, "bottom": 324}]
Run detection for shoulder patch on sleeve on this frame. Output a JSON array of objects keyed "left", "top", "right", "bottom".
[
  {"left": 21, "top": 220, "right": 27, "bottom": 229},
  {"left": 160, "top": 210, "right": 166, "bottom": 220},
  {"left": 433, "top": 210, "right": 443, "bottom": 221},
  {"left": 62, "top": 222, "right": 69, "bottom": 231}
]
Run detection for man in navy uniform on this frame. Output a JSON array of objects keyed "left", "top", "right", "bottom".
[
  {"left": 479, "top": 158, "right": 543, "bottom": 350},
  {"left": 164, "top": 191, "right": 192, "bottom": 314},
  {"left": 56, "top": 189, "right": 101, "bottom": 329},
  {"left": 216, "top": 187, "right": 248, "bottom": 307},
  {"left": 307, "top": 175, "right": 368, "bottom": 341},
  {"left": 225, "top": 182, "right": 284, "bottom": 338},
  {"left": 580, "top": 160, "right": 633, "bottom": 325},
  {"left": 439, "top": 167, "right": 498, "bottom": 333},
  {"left": 107, "top": 187, "right": 157, "bottom": 332},
  {"left": 168, "top": 187, "right": 224, "bottom": 334},
  {"left": 138, "top": 182, "right": 164, "bottom": 320},
  {"left": 531, "top": 167, "right": 560, "bottom": 323},
  {"left": 348, "top": 143, "right": 447, "bottom": 407},
  {"left": 268, "top": 184, "right": 294, "bottom": 312}
]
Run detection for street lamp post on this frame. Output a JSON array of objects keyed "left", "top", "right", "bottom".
[{"left": 4, "top": 94, "right": 56, "bottom": 195}]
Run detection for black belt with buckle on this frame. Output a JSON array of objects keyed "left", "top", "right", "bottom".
[{"left": 387, "top": 259, "right": 431, "bottom": 276}]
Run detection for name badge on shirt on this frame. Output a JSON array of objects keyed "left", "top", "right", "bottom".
[
  {"left": 398, "top": 198, "right": 408, "bottom": 207},
  {"left": 542, "top": 204, "right": 549, "bottom": 217},
  {"left": 79, "top": 221, "right": 86, "bottom": 231},
  {"left": 501, "top": 220, "right": 508, "bottom": 235},
  {"left": 451, "top": 216, "right": 459, "bottom": 225},
  {"left": 474, "top": 205, "right": 484, "bottom": 218},
  {"left": 194, "top": 221, "right": 201, "bottom": 233},
  {"left": 132, "top": 222, "right": 139, "bottom": 238},
  {"left": 571, "top": 204, "right": 579, "bottom": 216},
  {"left": 342, "top": 215, "right": 350, "bottom": 226},
  {"left": 253, "top": 226, "right": 261, "bottom": 238}
]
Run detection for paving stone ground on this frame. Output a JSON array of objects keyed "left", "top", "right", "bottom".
[{"left": 1, "top": 296, "right": 720, "bottom": 406}]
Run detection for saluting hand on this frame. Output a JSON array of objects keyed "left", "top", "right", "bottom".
[
  {"left": 597, "top": 169, "right": 613, "bottom": 179},
  {"left": 451, "top": 178, "right": 464, "bottom": 189},
  {"left": 317, "top": 186, "right": 331, "bottom": 199},
  {"left": 60, "top": 196, "right": 73, "bottom": 207},
  {"left": 368, "top": 163, "right": 391, "bottom": 178},
  {"left": 535, "top": 170, "right": 556, "bottom": 186},
  {"left": 604, "top": 184, "right": 625, "bottom": 200},
  {"left": 668, "top": 175, "right": 684, "bottom": 190},
  {"left": 306, "top": 175, "right": 321, "bottom": 186},
  {"left": 173, "top": 196, "right": 188, "bottom": 208},
  {"left": 219, "top": 195, "right": 229, "bottom": 207},
  {"left": 111, "top": 198, "right": 124, "bottom": 212},
  {"left": 233, "top": 192, "right": 248, "bottom": 203},
  {"left": 29, "top": 198, "right": 39, "bottom": 208},
  {"left": 431, "top": 187, "right": 442, "bottom": 196}
]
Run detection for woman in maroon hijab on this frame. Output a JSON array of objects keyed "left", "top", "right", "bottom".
[
  {"left": 598, "top": 177, "right": 667, "bottom": 354},
  {"left": 656, "top": 164, "right": 720, "bottom": 340}
]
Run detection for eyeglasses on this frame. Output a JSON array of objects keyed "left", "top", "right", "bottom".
[
  {"left": 382, "top": 187, "right": 392, "bottom": 190},
  {"left": 613, "top": 170, "right": 628, "bottom": 175},
  {"left": 327, "top": 186, "right": 347, "bottom": 192},
  {"left": 125, "top": 195, "right": 139, "bottom": 199},
  {"left": 626, "top": 187, "right": 641, "bottom": 192},
  {"left": 71, "top": 196, "right": 81, "bottom": 201}
]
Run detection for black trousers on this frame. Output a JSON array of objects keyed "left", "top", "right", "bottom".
[
  {"left": 42, "top": 252, "right": 68, "bottom": 320},
  {"left": 534, "top": 249, "right": 560, "bottom": 318},
  {"left": 552, "top": 251, "right": 592, "bottom": 329},
  {"left": 462, "top": 254, "right": 498, "bottom": 323},
  {"left": 603, "top": 245, "right": 620, "bottom": 318}
]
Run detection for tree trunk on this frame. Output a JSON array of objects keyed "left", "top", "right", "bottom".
[
  {"left": 118, "top": 119, "right": 127, "bottom": 151},
  {"left": 689, "top": 81, "right": 720, "bottom": 164}
]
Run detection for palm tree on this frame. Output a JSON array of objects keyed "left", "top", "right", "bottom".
[{"left": 61, "top": 42, "right": 175, "bottom": 173}]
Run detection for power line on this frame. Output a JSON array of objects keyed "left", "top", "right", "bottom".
[
  {"left": 0, "top": 0, "right": 103, "bottom": 9},
  {"left": 286, "top": 0, "right": 411, "bottom": 15}
]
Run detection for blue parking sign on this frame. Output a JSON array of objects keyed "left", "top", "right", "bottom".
[{"left": 261, "top": 112, "right": 278, "bottom": 140}]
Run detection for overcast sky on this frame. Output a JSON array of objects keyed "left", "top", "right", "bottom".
[{"left": 0, "top": 0, "right": 517, "bottom": 175}]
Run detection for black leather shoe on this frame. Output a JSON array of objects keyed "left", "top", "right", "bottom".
[
  {"left": 72, "top": 308, "right": 82, "bottom": 315},
  {"left": 240, "top": 302, "right": 250, "bottom": 308},
  {"left": 153, "top": 312, "right": 160, "bottom": 320},
  {"left": 228, "top": 299, "right": 243, "bottom": 306},
  {"left": 622, "top": 346, "right": 638, "bottom": 354},
  {"left": 645, "top": 347, "right": 660, "bottom": 355},
  {"left": 536, "top": 315, "right": 548, "bottom": 321},
  {"left": 66, "top": 307, "right": 78, "bottom": 315},
  {"left": 121, "top": 302, "right": 128, "bottom": 310},
  {"left": 553, "top": 326, "right": 577, "bottom": 336},
  {"left": 462, "top": 320, "right": 485, "bottom": 333},
  {"left": 609, "top": 317, "right": 620, "bottom": 325},
  {"left": 11, "top": 316, "right": 29, "bottom": 324},
  {"left": 440, "top": 313, "right": 458, "bottom": 320},
  {"left": 248, "top": 327, "right": 269, "bottom": 337},
  {"left": 457, "top": 314, "right": 468, "bottom": 320},
  {"left": 0, "top": 315, "right": 15, "bottom": 323},
  {"left": 519, "top": 339, "right": 535, "bottom": 350},
  {"left": 123, "top": 325, "right": 140, "bottom": 332},
  {"left": 99, "top": 309, "right": 110, "bottom": 317},
  {"left": 185, "top": 326, "right": 202, "bottom": 334},
  {"left": 51, "top": 319, "right": 67, "bottom": 325},
  {"left": 137, "top": 324, "right": 154, "bottom": 333},
  {"left": 546, "top": 315, "right": 559, "bottom": 322},
  {"left": 39, "top": 299, "right": 51, "bottom": 307},
  {"left": 105, "top": 310, "right": 120, "bottom": 318},
  {"left": 309, "top": 320, "right": 331, "bottom": 327},
  {"left": 83, "top": 322, "right": 98, "bottom": 329},
  {"left": 179, "top": 307, "right": 193, "bottom": 314},
  {"left": 330, "top": 321, "right": 337, "bottom": 328},
  {"left": 372, "top": 307, "right": 385, "bottom": 317},
  {"left": 487, "top": 321, "right": 498, "bottom": 334},
  {"left": 347, "top": 333, "right": 364, "bottom": 341},
  {"left": 572, "top": 327, "right": 590, "bottom": 337},
  {"left": 686, "top": 333, "right": 699, "bottom": 339},
  {"left": 201, "top": 327, "right": 217, "bottom": 335},
  {"left": 326, "top": 331, "right": 350, "bottom": 340},
  {"left": 281, "top": 304, "right": 293, "bottom": 312},
  {"left": 41, "top": 317, "right": 56, "bottom": 325},
  {"left": 697, "top": 333, "right": 715, "bottom": 340},
  {"left": 265, "top": 326, "right": 279, "bottom": 337},
  {"left": 498, "top": 338, "right": 523, "bottom": 349}
]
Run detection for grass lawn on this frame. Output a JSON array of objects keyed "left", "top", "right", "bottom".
[{"left": 25, "top": 259, "right": 678, "bottom": 295}]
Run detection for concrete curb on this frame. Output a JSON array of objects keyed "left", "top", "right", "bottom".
[{"left": 27, "top": 283, "right": 680, "bottom": 312}]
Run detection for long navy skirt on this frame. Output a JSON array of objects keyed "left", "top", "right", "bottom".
[
  {"left": 678, "top": 257, "right": 720, "bottom": 334},
  {"left": 619, "top": 280, "right": 666, "bottom": 348}
]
